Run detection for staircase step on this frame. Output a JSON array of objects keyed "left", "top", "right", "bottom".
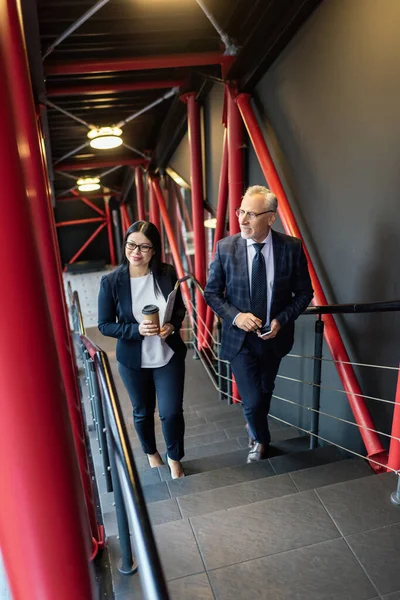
[
  {"left": 166, "top": 460, "right": 275, "bottom": 498},
  {"left": 196, "top": 403, "right": 243, "bottom": 422},
  {"left": 290, "top": 458, "right": 373, "bottom": 491},
  {"left": 158, "top": 448, "right": 250, "bottom": 481},
  {"left": 269, "top": 444, "right": 344, "bottom": 475},
  {"left": 177, "top": 472, "right": 297, "bottom": 518},
  {"left": 269, "top": 435, "right": 310, "bottom": 456}
]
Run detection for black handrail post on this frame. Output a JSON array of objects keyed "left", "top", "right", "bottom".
[
  {"left": 89, "top": 360, "right": 113, "bottom": 493},
  {"left": 216, "top": 318, "right": 225, "bottom": 401},
  {"left": 107, "top": 442, "right": 137, "bottom": 576},
  {"left": 310, "top": 316, "right": 324, "bottom": 449},
  {"left": 83, "top": 349, "right": 96, "bottom": 428},
  {"left": 191, "top": 281, "right": 200, "bottom": 360}
]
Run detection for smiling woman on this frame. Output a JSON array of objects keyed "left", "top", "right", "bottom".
[{"left": 98, "top": 220, "right": 188, "bottom": 480}]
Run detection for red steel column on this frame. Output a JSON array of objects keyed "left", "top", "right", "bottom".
[
  {"left": 236, "top": 92, "right": 386, "bottom": 465},
  {"left": 135, "top": 166, "right": 146, "bottom": 221},
  {"left": 152, "top": 178, "right": 191, "bottom": 311},
  {"left": 1, "top": 0, "right": 102, "bottom": 551},
  {"left": 0, "top": 29, "right": 94, "bottom": 600},
  {"left": 181, "top": 92, "right": 207, "bottom": 346},
  {"left": 227, "top": 88, "right": 243, "bottom": 235},
  {"left": 105, "top": 200, "right": 117, "bottom": 265},
  {"left": 149, "top": 178, "right": 161, "bottom": 232},
  {"left": 387, "top": 366, "right": 400, "bottom": 471}
]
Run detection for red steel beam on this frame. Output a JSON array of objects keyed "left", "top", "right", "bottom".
[
  {"left": 152, "top": 177, "right": 191, "bottom": 311},
  {"left": 149, "top": 177, "right": 161, "bottom": 233},
  {"left": 181, "top": 92, "right": 207, "bottom": 348},
  {"left": 120, "top": 203, "right": 131, "bottom": 233},
  {"left": 55, "top": 157, "right": 145, "bottom": 172},
  {"left": 71, "top": 188, "right": 105, "bottom": 216},
  {"left": 236, "top": 92, "right": 387, "bottom": 468},
  {"left": 135, "top": 166, "right": 146, "bottom": 221},
  {"left": 46, "top": 80, "right": 185, "bottom": 97},
  {"left": 65, "top": 222, "right": 108, "bottom": 270},
  {"left": 46, "top": 51, "right": 228, "bottom": 76},
  {"left": 105, "top": 200, "right": 117, "bottom": 266},
  {"left": 56, "top": 217, "right": 106, "bottom": 227},
  {"left": 0, "top": 10, "right": 94, "bottom": 599},
  {"left": 2, "top": 0, "right": 102, "bottom": 558}
]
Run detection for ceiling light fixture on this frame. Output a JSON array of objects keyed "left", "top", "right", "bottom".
[
  {"left": 87, "top": 126, "right": 123, "bottom": 150},
  {"left": 77, "top": 177, "right": 101, "bottom": 192},
  {"left": 204, "top": 218, "right": 217, "bottom": 229}
]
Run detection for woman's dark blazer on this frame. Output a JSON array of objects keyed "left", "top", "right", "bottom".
[{"left": 98, "top": 263, "right": 187, "bottom": 369}]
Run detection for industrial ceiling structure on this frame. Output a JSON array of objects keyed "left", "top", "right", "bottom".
[{"left": 24, "top": 0, "right": 321, "bottom": 199}]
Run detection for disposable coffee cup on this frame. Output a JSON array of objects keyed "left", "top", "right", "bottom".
[{"left": 142, "top": 305, "right": 160, "bottom": 331}]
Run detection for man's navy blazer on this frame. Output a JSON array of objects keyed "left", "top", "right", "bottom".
[
  {"left": 98, "top": 263, "right": 187, "bottom": 369},
  {"left": 204, "top": 230, "right": 313, "bottom": 361}
]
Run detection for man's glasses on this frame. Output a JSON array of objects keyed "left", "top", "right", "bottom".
[
  {"left": 235, "top": 208, "right": 275, "bottom": 221},
  {"left": 125, "top": 242, "right": 153, "bottom": 254}
]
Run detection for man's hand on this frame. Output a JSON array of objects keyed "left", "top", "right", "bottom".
[
  {"left": 139, "top": 319, "right": 160, "bottom": 337},
  {"left": 159, "top": 323, "right": 174, "bottom": 339},
  {"left": 235, "top": 312, "right": 262, "bottom": 332},
  {"left": 257, "top": 319, "right": 281, "bottom": 340}
]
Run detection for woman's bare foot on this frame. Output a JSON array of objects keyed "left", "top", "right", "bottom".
[
  {"left": 167, "top": 456, "right": 185, "bottom": 479},
  {"left": 147, "top": 452, "right": 164, "bottom": 468}
]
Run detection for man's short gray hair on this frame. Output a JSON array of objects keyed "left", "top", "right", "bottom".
[{"left": 244, "top": 185, "right": 278, "bottom": 212}]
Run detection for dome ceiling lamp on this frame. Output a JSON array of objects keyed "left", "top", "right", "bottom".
[
  {"left": 87, "top": 126, "right": 123, "bottom": 150},
  {"left": 77, "top": 177, "right": 101, "bottom": 192}
]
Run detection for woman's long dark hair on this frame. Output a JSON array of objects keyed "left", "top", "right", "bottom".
[{"left": 121, "top": 221, "right": 164, "bottom": 296}]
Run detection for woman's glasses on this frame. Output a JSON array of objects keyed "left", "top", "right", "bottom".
[{"left": 125, "top": 242, "right": 153, "bottom": 254}]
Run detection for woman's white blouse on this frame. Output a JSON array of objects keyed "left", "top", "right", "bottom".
[{"left": 130, "top": 273, "right": 174, "bottom": 368}]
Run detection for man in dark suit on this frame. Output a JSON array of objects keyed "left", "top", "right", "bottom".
[{"left": 204, "top": 185, "right": 313, "bottom": 462}]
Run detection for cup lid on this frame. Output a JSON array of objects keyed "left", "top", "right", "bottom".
[{"left": 142, "top": 304, "right": 159, "bottom": 314}]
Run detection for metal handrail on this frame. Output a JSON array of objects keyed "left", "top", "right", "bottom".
[
  {"left": 82, "top": 337, "right": 170, "bottom": 600},
  {"left": 304, "top": 299, "right": 400, "bottom": 315},
  {"left": 72, "top": 290, "right": 86, "bottom": 335},
  {"left": 69, "top": 288, "right": 169, "bottom": 600}
]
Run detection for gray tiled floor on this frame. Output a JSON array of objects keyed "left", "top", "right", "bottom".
[
  {"left": 190, "top": 490, "right": 341, "bottom": 570},
  {"left": 316, "top": 472, "right": 400, "bottom": 535},
  {"left": 81, "top": 319, "right": 400, "bottom": 600},
  {"left": 208, "top": 538, "right": 377, "bottom": 600},
  {"left": 346, "top": 523, "right": 400, "bottom": 596}
]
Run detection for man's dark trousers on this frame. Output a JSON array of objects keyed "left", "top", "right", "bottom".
[{"left": 231, "top": 333, "right": 281, "bottom": 445}]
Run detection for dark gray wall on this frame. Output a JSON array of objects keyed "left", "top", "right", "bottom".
[
  {"left": 169, "top": 132, "right": 190, "bottom": 188},
  {"left": 248, "top": 0, "right": 400, "bottom": 451}
]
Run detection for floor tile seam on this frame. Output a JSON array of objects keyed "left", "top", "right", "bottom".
[
  {"left": 175, "top": 477, "right": 300, "bottom": 511},
  {"left": 202, "top": 535, "right": 344, "bottom": 574},
  {"left": 344, "top": 519, "right": 400, "bottom": 539},
  {"left": 311, "top": 488, "right": 346, "bottom": 537},
  {"left": 287, "top": 471, "right": 301, "bottom": 492},
  {"left": 187, "top": 487, "right": 332, "bottom": 523},
  {"left": 187, "top": 517, "right": 211, "bottom": 584},
  {"left": 342, "top": 535, "right": 382, "bottom": 598}
]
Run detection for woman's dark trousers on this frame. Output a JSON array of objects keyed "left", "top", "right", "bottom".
[{"left": 118, "top": 353, "right": 185, "bottom": 460}]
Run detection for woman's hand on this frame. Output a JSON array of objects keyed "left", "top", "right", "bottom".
[
  {"left": 139, "top": 319, "right": 160, "bottom": 337},
  {"left": 159, "top": 323, "right": 174, "bottom": 340}
]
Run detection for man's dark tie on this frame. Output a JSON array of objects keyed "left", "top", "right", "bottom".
[{"left": 251, "top": 243, "right": 267, "bottom": 325}]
